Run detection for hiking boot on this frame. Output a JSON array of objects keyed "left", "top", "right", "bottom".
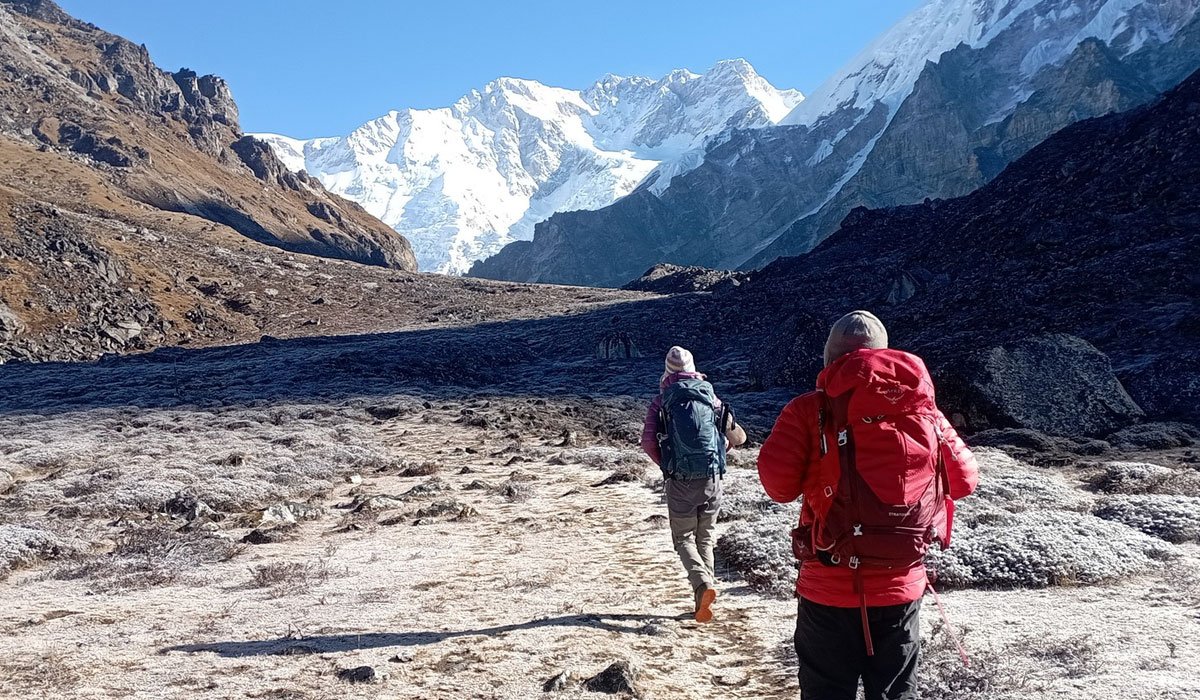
[{"left": 694, "top": 585, "right": 718, "bottom": 623}]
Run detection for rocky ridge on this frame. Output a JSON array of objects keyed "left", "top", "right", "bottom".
[
  {"left": 0, "top": 0, "right": 668, "bottom": 362},
  {"left": 471, "top": 0, "right": 1200, "bottom": 286},
  {"left": 732, "top": 66, "right": 1200, "bottom": 427},
  {"left": 0, "top": 0, "right": 415, "bottom": 270}
]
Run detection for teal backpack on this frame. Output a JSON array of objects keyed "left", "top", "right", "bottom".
[{"left": 657, "top": 378, "right": 727, "bottom": 480}]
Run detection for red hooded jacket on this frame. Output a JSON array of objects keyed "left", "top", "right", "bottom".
[{"left": 757, "top": 348, "right": 978, "bottom": 607}]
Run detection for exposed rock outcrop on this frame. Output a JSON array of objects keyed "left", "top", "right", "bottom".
[
  {"left": 622, "top": 264, "right": 749, "bottom": 294},
  {"left": 936, "top": 335, "right": 1144, "bottom": 436},
  {"left": 0, "top": 301, "right": 24, "bottom": 340}
]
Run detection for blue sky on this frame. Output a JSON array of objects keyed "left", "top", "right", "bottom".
[{"left": 58, "top": 1, "right": 923, "bottom": 138}]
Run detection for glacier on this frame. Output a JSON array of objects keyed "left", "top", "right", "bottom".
[
  {"left": 782, "top": 0, "right": 1199, "bottom": 129},
  {"left": 255, "top": 59, "right": 802, "bottom": 274}
]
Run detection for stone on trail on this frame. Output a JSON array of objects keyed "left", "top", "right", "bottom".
[
  {"left": 258, "top": 503, "right": 297, "bottom": 526},
  {"left": 542, "top": 670, "right": 573, "bottom": 692},
  {"left": 162, "top": 492, "right": 217, "bottom": 523},
  {"left": 583, "top": 661, "right": 638, "bottom": 695},
  {"left": 241, "top": 524, "right": 299, "bottom": 545},
  {"left": 336, "top": 665, "right": 377, "bottom": 684}
]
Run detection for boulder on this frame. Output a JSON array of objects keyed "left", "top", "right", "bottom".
[
  {"left": 257, "top": 503, "right": 297, "bottom": 526},
  {"left": 937, "top": 334, "right": 1144, "bottom": 436},
  {"left": 0, "top": 302, "right": 25, "bottom": 340},
  {"left": 100, "top": 320, "right": 142, "bottom": 345},
  {"left": 884, "top": 271, "right": 919, "bottom": 305},
  {"left": 242, "top": 523, "right": 299, "bottom": 545},
  {"left": 162, "top": 492, "right": 217, "bottom": 523},
  {"left": 596, "top": 331, "right": 640, "bottom": 359}
]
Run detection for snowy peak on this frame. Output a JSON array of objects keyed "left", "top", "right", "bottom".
[
  {"left": 256, "top": 60, "right": 801, "bottom": 274},
  {"left": 467, "top": 0, "right": 1200, "bottom": 287},
  {"left": 582, "top": 59, "right": 802, "bottom": 165},
  {"left": 782, "top": 0, "right": 1199, "bottom": 127}
]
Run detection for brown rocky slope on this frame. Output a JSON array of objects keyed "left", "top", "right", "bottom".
[
  {"left": 0, "top": 0, "right": 654, "bottom": 362},
  {"left": 0, "top": 0, "right": 415, "bottom": 271}
]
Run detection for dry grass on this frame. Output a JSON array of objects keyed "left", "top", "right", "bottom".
[
  {"left": 918, "top": 625, "right": 1030, "bottom": 699},
  {"left": 1020, "top": 633, "right": 1101, "bottom": 679},
  {"left": 0, "top": 405, "right": 398, "bottom": 519},
  {"left": 247, "top": 557, "right": 341, "bottom": 598},
  {"left": 52, "top": 524, "right": 244, "bottom": 592},
  {"left": 0, "top": 523, "right": 86, "bottom": 578},
  {"left": 0, "top": 649, "right": 80, "bottom": 695}
]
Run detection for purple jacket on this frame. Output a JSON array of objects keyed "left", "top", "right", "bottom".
[{"left": 641, "top": 371, "right": 723, "bottom": 466}]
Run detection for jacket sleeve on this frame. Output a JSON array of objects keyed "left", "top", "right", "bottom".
[
  {"left": 641, "top": 396, "right": 662, "bottom": 466},
  {"left": 714, "top": 394, "right": 748, "bottom": 448},
  {"left": 937, "top": 410, "right": 979, "bottom": 500},
  {"left": 725, "top": 420, "right": 748, "bottom": 449},
  {"left": 757, "top": 396, "right": 815, "bottom": 504}
]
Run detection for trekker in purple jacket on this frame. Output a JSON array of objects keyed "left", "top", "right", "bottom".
[{"left": 641, "top": 346, "right": 747, "bottom": 622}]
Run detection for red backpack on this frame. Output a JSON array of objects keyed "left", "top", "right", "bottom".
[{"left": 792, "top": 349, "right": 953, "bottom": 653}]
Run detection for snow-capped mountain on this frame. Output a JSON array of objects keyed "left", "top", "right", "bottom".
[
  {"left": 255, "top": 59, "right": 801, "bottom": 273},
  {"left": 471, "top": 0, "right": 1200, "bottom": 287},
  {"left": 783, "top": 0, "right": 1196, "bottom": 126}
]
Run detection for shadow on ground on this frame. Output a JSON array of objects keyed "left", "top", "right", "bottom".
[
  {"left": 0, "top": 294, "right": 796, "bottom": 434},
  {"left": 0, "top": 294, "right": 767, "bottom": 414},
  {"left": 162, "top": 613, "right": 685, "bottom": 658}
]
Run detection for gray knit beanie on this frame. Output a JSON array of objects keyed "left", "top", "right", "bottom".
[{"left": 824, "top": 310, "right": 889, "bottom": 366}]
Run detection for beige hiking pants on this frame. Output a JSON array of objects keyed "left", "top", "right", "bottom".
[{"left": 669, "top": 507, "right": 717, "bottom": 600}]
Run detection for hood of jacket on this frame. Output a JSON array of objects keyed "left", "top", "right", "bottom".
[{"left": 816, "top": 348, "right": 935, "bottom": 419}]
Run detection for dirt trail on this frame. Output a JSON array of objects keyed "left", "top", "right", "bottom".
[{"left": 0, "top": 418, "right": 798, "bottom": 699}]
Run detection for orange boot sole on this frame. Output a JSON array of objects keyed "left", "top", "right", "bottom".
[{"left": 695, "top": 587, "right": 718, "bottom": 623}]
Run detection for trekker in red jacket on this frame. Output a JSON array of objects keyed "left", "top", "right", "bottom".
[{"left": 757, "top": 311, "right": 978, "bottom": 700}]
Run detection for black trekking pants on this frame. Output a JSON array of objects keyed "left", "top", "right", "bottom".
[{"left": 794, "top": 597, "right": 921, "bottom": 700}]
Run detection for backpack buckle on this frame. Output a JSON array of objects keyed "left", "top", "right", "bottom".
[
  {"left": 830, "top": 553, "right": 842, "bottom": 565},
  {"left": 837, "top": 430, "right": 848, "bottom": 447},
  {"left": 848, "top": 556, "right": 860, "bottom": 570},
  {"left": 853, "top": 524, "right": 863, "bottom": 537},
  {"left": 823, "top": 486, "right": 834, "bottom": 499}
]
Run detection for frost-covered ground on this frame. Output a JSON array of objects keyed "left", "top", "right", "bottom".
[{"left": 0, "top": 327, "right": 1197, "bottom": 698}]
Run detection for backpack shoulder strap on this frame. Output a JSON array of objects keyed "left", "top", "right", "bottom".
[{"left": 816, "top": 389, "right": 828, "bottom": 457}]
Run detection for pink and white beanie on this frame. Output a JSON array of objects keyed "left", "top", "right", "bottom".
[{"left": 662, "top": 345, "right": 696, "bottom": 383}]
